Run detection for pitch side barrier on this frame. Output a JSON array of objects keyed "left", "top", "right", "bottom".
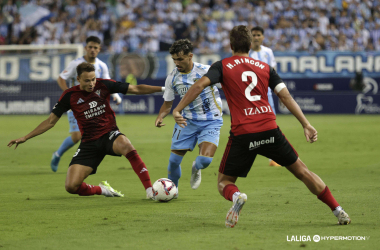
[
  {"left": 1, "top": 77, "right": 379, "bottom": 115},
  {"left": 1, "top": 50, "right": 379, "bottom": 114}
]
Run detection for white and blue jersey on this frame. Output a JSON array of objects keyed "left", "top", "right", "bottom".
[
  {"left": 163, "top": 62, "right": 223, "bottom": 121},
  {"left": 59, "top": 57, "right": 111, "bottom": 132},
  {"left": 60, "top": 57, "right": 110, "bottom": 87},
  {"left": 249, "top": 45, "right": 277, "bottom": 114},
  {"left": 248, "top": 45, "right": 277, "bottom": 68},
  {"left": 164, "top": 62, "right": 223, "bottom": 151}
]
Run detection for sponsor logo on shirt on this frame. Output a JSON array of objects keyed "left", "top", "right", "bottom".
[
  {"left": 84, "top": 103, "right": 106, "bottom": 119},
  {"left": 89, "top": 101, "right": 97, "bottom": 108},
  {"left": 109, "top": 130, "right": 121, "bottom": 140},
  {"left": 77, "top": 98, "right": 84, "bottom": 104}
]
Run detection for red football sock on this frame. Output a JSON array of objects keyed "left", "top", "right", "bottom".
[
  {"left": 317, "top": 186, "right": 340, "bottom": 210},
  {"left": 222, "top": 184, "right": 240, "bottom": 201},
  {"left": 74, "top": 182, "right": 102, "bottom": 196},
  {"left": 125, "top": 150, "right": 152, "bottom": 190}
]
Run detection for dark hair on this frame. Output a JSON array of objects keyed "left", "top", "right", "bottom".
[
  {"left": 251, "top": 26, "right": 264, "bottom": 35},
  {"left": 77, "top": 62, "right": 95, "bottom": 77},
  {"left": 169, "top": 39, "right": 193, "bottom": 55},
  {"left": 86, "top": 36, "right": 101, "bottom": 45},
  {"left": 230, "top": 25, "right": 252, "bottom": 53}
]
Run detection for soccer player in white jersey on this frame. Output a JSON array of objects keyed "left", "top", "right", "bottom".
[
  {"left": 155, "top": 39, "right": 223, "bottom": 197},
  {"left": 249, "top": 26, "right": 280, "bottom": 167},
  {"left": 50, "top": 36, "right": 122, "bottom": 172}
]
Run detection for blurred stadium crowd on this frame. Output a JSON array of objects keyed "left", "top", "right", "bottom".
[{"left": 1, "top": 0, "right": 379, "bottom": 53}]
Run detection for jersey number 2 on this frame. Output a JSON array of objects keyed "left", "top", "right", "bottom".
[{"left": 242, "top": 71, "right": 261, "bottom": 102}]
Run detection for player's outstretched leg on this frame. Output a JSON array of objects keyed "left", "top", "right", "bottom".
[
  {"left": 225, "top": 192, "right": 247, "bottom": 228},
  {"left": 222, "top": 183, "right": 247, "bottom": 228},
  {"left": 51, "top": 131, "right": 81, "bottom": 172},
  {"left": 51, "top": 136, "right": 75, "bottom": 172},
  {"left": 334, "top": 207, "right": 351, "bottom": 225},
  {"left": 319, "top": 188, "right": 351, "bottom": 225},
  {"left": 125, "top": 150, "right": 153, "bottom": 199},
  {"left": 65, "top": 164, "right": 123, "bottom": 197},
  {"left": 99, "top": 181, "right": 124, "bottom": 197},
  {"left": 218, "top": 173, "right": 246, "bottom": 228},
  {"left": 190, "top": 155, "right": 212, "bottom": 189},
  {"left": 112, "top": 135, "right": 153, "bottom": 199},
  {"left": 167, "top": 152, "right": 183, "bottom": 199},
  {"left": 287, "top": 158, "right": 351, "bottom": 225}
]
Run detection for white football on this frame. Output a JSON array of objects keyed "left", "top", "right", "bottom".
[{"left": 152, "top": 178, "right": 177, "bottom": 202}]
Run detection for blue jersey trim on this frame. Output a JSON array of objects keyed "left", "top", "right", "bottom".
[
  {"left": 99, "top": 63, "right": 104, "bottom": 78},
  {"left": 182, "top": 73, "right": 198, "bottom": 119},
  {"left": 265, "top": 52, "right": 270, "bottom": 65},
  {"left": 196, "top": 72, "right": 213, "bottom": 120}
]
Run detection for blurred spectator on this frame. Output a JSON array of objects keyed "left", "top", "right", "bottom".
[{"left": 0, "top": 0, "right": 378, "bottom": 53}]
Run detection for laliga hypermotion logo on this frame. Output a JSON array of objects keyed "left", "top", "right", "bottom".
[{"left": 355, "top": 77, "right": 380, "bottom": 114}]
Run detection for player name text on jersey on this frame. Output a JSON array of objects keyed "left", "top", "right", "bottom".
[
  {"left": 226, "top": 58, "right": 266, "bottom": 70},
  {"left": 243, "top": 105, "right": 273, "bottom": 116}
]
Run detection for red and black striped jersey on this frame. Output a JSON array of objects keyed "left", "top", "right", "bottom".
[
  {"left": 205, "top": 56, "right": 284, "bottom": 135},
  {"left": 52, "top": 79, "right": 129, "bottom": 142}
]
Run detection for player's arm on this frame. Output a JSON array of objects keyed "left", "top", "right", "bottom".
[
  {"left": 57, "top": 76, "right": 69, "bottom": 91},
  {"left": 7, "top": 113, "right": 60, "bottom": 149},
  {"left": 58, "top": 60, "right": 77, "bottom": 91},
  {"left": 102, "top": 79, "right": 165, "bottom": 95},
  {"left": 172, "top": 61, "right": 223, "bottom": 128},
  {"left": 172, "top": 76, "right": 211, "bottom": 127},
  {"left": 127, "top": 84, "right": 164, "bottom": 95},
  {"left": 270, "top": 68, "right": 317, "bottom": 143},
  {"left": 269, "top": 49, "right": 277, "bottom": 70},
  {"left": 102, "top": 63, "right": 122, "bottom": 105},
  {"left": 155, "top": 73, "right": 176, "bottom": 127},
  {"left": 155, "top": 101, "right": 174, "bottom": 127}
]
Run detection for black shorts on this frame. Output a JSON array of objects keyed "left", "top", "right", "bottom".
[
  {"left": 219, "top": 127, "right": 298, "bottom": 177},
  {"left": 69, "top": 130, "right": 124, "bottom": 174}
]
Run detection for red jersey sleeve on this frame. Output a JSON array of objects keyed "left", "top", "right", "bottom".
[
  {"left": 268, "top": 67, "right": 283, "bottom": 91},
  {"left": 99, "top": 79, "right": 130, "bottom": 94},
  {"left": 205, "top": 61, "right": 223, "bottom": 85},
  {"left": 51, "top": 91, "right": 72, "bottom": 117}
]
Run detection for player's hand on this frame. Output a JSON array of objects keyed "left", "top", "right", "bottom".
[
  {"left": 7, "top": 137, "right": 27, "bottom": 149},
  {"left": 113, "top": 94, "right": 122, "bottom": 105},
  {"left": 172, "top": 110, "right": 187, "bottom": 128},
  {"left": 304, "top": 124, "right": 318, "bottom": 143},
  {"left": 155, "top": 117, "right": 166, "bottom": 128}
]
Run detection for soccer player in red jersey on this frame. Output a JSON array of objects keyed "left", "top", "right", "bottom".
[
  {"left": 171, "top": 26, "right": 351, "bottom": 228},
  {"left": 8, "top": 62, "right": 164, "bottom": 199}
]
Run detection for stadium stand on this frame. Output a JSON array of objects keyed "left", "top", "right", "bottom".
[{"left": 0, "top": 0, "right": 378, "bottom": 52}]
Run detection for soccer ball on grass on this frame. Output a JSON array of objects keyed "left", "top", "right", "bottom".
[{"left": 152, "top": 178, "right": 177, "bottom": 202}]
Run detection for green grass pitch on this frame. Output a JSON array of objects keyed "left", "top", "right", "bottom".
[{"left": 1, "top": 114, "right": 379, "bottom": 250}]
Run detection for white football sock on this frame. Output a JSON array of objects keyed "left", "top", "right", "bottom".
[
  {"left": 146, "top": 187, "right": 153, "bottom": 195},
  {"left": 232, "top": 192, "right": 241, "bottom": 203},
  {"left": 100, "top": 186, "right": 109, "bottom": 196},
  {"left": 333, "top": 206, "right": 343, "bottom": 217}
]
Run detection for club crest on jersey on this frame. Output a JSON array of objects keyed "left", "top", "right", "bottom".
[
  {"left": 193, "top": 78, "right": 200, "bottom": 82},
  {"left": 95, "top": 90, "right": 101, "bottom": 96}
]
